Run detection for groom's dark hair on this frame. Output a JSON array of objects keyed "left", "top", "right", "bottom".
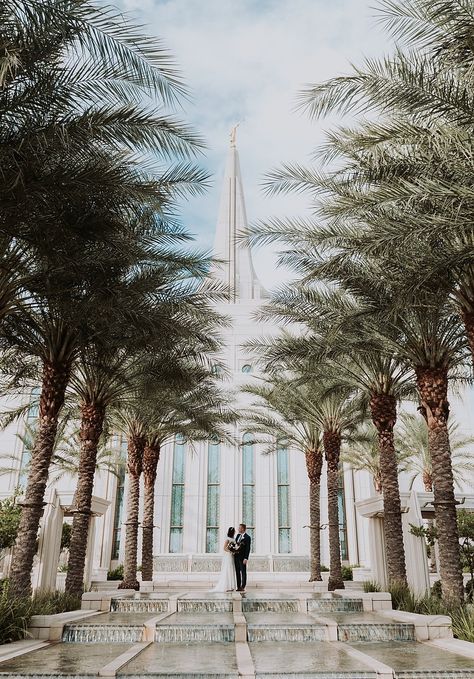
[
  {"left": 240, "top": 523, "right": 246, "bottom": 530},
  {"left": 227, "top": 527, "right": 235, "bottom": 537}
]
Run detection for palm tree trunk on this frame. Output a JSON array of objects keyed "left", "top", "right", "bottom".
[
  {"left": 119, "top": 432, "right": 145, "bottom": 590},
  {"left": 141, "top": 441, "right": 160, "bottom": 582},
  {"left": 10, "top": 359, "right": 71, "bottom": 598},
  {"left": 65, "top": 401, "right": 105, "bottom": 597},
  {"left": 305, "top": 448, "right": 323, "bottom": 581},
  {"left": 370, "top": 392, "right": 407, "bottom": 587},
  {"left": 416, "top": 366, "right": 464, "bottom": 605},
  {"left": 323, "top": 430, "right": 344, "bottom": 591}
]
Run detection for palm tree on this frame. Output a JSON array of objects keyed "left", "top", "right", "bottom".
[
  {"left": 141, "top": 437, "right": 161, "bottom": 583},
  {"left": 397, "top": 413, "right": 474, "bottom": 494},
  {"left": 241, "top": 377, "right": 325, "bottom": 581},
  {"left": 318, "top": 391, "right": 364, "bottom": 591},
  {"left": 397, "top": 412, "right": 474, "bottom": 573},
  {"left": 3, "top": 0, "right": 210, "bottom": 597},
  {"left": 118, "top": 415, "right": 146, "bottom": 591},
  {"left": 342, "top": 423, "right": 412, "bottom": 495},
  {"left": 139, "top": 379, "right": 235, "bottom": 582},
  {"left": 114, "top": 373, "right": 235, "bottom": 590},
  {"left": 64, "top": 246, "right": 228, "bottom": 595},
  {"left": 242, "top": 369, "right": 364, "bottom": 590},
  {"left": 0, "top": 419, "right": 120, "bottom": 487},
  {"left": 250, "top": 285, "right": 412, "bottom": 587}
]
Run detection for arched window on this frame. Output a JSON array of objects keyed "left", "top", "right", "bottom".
[
  {"left": 242, "top": 433, "right": 255, "bottom": 544},
  {"left": 206, "top": 439, "right": 220, "bottom": 553},
  {"left": 111, "top": 436, "right": 127, "bottom": 560},
  {"left": 241, "top": 364, "right": 252, "bottom": 374},
  {"left": 338, "top": 468, "right": 348, "bottom": 560},
  {"left": 277, "top": 444, "right": 291, "bottom": 553},
  {"left": 169, "top": 436, "right": 186, "bottom": 552}
]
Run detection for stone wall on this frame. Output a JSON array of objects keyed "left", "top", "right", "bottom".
[{"left": 153, "top": 555, "right": 311, "bottom": 573}]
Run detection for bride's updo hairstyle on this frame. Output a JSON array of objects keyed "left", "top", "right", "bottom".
[{"left": 227, "top": 527, "right": 235, "bottom": 538}]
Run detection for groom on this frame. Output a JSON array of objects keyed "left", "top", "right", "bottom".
[{"left": 234, "top": 523, "right": 251, "bottom": 592}]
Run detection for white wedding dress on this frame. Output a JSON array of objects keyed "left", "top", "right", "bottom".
[{"left": 211, "top": 539, "right": 237, "bottom": 592}]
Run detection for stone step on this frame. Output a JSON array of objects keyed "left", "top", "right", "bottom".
[
  {"left": 118, "top": 642, "right": 238, "bottom": 677},
  {"left": 245, "top": 612, "right": 327, "bottom": 642},
  {"left": 155, "top": 612, "right": 235, "bottom": 643}
]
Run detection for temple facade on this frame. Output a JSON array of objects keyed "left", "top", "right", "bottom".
[{"left": 1, "top": 135, "right": 473, "bottom": 590}]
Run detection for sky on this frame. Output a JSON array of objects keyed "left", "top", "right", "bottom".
[{"left": 116, "top": 0, "right": 391, "bottom": 290}]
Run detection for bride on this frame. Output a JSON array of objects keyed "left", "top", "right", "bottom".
[{"left": 211, "top": 527, "right": 237, "bottom": 592}]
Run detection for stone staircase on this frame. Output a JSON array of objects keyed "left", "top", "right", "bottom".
[{"left": 0, "top": 590, "right": 474, "bottom": 678}]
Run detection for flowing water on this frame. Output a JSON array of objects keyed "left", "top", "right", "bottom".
[
  {"left": 254, "top": 674, "right": 375, "bottom": 679},
  {"left": 395, "top": 673, "right": 474, "bottom": 678},
  {"left": 154, "top": 625, "right": 235, "bottom": 643},
  {"left": 307, "top": 598, "right": 363, "bottom": 613},
  {"left": 177, "top": 599, "right": 232, "bottom": 613},
  {"left": 337, "top": 623, "right": 415, "bottom": 642},
  {"left": 242, "top": 599, "right": 299, "bottom": 613},
  {"left": 111, "top": 599, "right": 169, "bottom": 613},
  {"left": 247, "top": 624, "right": 326, "bottom": 642},
  {"left": 62, "top": 624, "right": 144, "bottom": 643}
]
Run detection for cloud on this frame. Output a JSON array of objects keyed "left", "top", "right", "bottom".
[{"left": 116, "top": 0, "right": 390, "bottom": 290}]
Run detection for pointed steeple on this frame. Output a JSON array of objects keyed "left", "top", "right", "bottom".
[{"left": 212, "top": 129, "right": 265, "bottom": 302}]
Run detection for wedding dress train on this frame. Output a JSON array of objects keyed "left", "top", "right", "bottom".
[{"left": 211, "top": 544, "right": 237, "bottom": 592}]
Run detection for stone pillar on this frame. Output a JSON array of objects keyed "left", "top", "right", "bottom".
[
  {"left": 34, "top": 489, "right": 63, "bottom": 592},
  {"left": 403, "top": 491, "right": 430, "bottom": 595},
  {"left": 95, "top": 470, "right": 117, "bottom": 580},
  {"left": 368, "top": 516, "right": 388, "bottom": 588},
  {"left": 344, "top": 465, "right": 360, "bottom": 565},
  {"left": 83, "top": 516, "right": 96, "bottom": 590}
]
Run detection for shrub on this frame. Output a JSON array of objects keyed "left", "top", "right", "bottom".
[
  {"left": 320, "top": 564, "right": 329, "bottom": 572},
  {"left": 363, "top": 580, "right": 381, "bottom": 593},
  {"left": 341, "top": 565, "right": 353, "bottom": 581},
  {"left": 60, "top": 523, "right": 72, "bottom": 550},
  {"left": 431, "top": 580, "right": 442, "bottom": 599},
  {"left": 0, "top": 585, "right": 81, "bottom": 645},
  {"left": 30, "top": 590, "right": 81, "bottom": 615},
  {"left": 465, "top": 579, "right": 474, "bottom": 603},
  {"left": 107, "top": 564, "right": 124, "bottom": 580},
  {"left": 0, "top": 584, "right": 32, "bottom": 644},
  {"left": 388, "top": 582, "right": 474, "bottom": 644},
  {"left": 389, "top": 582, "right": 417, "bottom": 612},
  {"left": 451, "top": 606, "right": 474, "bottom": 643},
  {"left": 0, "top": 495, "right": 21, "bottom": 550}
]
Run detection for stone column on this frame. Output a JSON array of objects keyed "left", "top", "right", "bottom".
[
  {"left": 368, "top": 516, "right": 388, "bottom": 588},
  {"left": 83, "top": 516, "right": 96, "bottom": 590},
  {"left": 34, "top": 489, "right": 63, "bottom": 592},
  {"left": 403, "top": 491, "right": 430, "bottom": 595}
]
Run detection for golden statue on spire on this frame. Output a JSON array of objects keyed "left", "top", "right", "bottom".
[{"left": 230, "top": 122, "right": 240, "bottom": 147}]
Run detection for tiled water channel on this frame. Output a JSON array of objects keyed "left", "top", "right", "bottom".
[{"left": 1, "top": 590, "right": 473, "bottom": 678}]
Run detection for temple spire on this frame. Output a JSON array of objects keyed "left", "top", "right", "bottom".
[{"left": 212, "top": 131, "right": 265, "bottom": 302}]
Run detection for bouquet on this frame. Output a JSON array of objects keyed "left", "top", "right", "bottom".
[{"left": 228, "top": 540, "right": 240, "bottom": 553}]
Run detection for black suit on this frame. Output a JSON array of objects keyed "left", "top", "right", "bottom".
[{"left": 234, "top": 532, "right": 251, "bottom": 590}]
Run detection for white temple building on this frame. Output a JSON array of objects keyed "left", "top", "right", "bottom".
[{"left": 1, "top": 134, "right": 473, "bottom": 592}]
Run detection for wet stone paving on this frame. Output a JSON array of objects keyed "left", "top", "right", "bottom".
[{"left": 0, "top": 589, "right": 473, "bottom": 678}]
